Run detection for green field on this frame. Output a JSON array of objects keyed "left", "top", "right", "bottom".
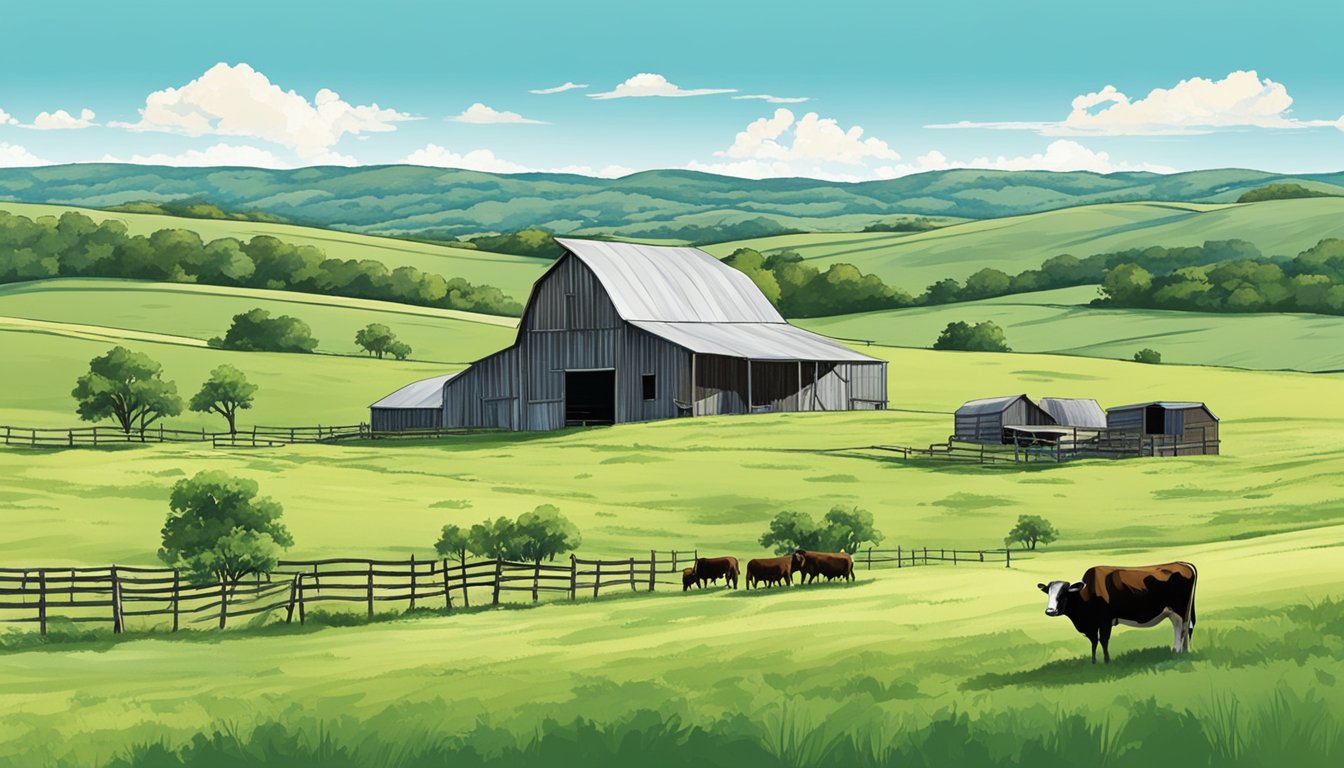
[
  {"left": 705, "top": 198, "right": 1344, "bottom": 288},
  {"left": 0, "top": 202, "right": 549, "bottom": 300},
  {"left": 798, "top": 285, "right": 1344, "bottom": 372},
  {"left": 1, "top": 344, "right": 1342, "bottom": 766}
]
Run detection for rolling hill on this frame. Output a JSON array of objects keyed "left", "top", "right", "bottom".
[{"left": 2, "top": 164, "right": 1344, "bottom": 239}]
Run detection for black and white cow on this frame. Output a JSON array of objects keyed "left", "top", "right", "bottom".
[{"left": 1038, "top": 561, "right": 1198, "bottom": 664}]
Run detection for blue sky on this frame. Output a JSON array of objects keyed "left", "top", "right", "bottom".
[{"left": 1, "top": 0, "right": 1341, "bottom": 179}]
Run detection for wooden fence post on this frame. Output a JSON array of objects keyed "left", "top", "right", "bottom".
[
  {"left": 297, "top": 574, "right": 307, "bottom": 624},
  {"left": 532, "top": 560, "right": 540, "bottom": 603},
  {"left": 979, "top": 551, "right": 984, "bottom": 563},
  {"left": 366, "top": 562, "right": 375, "bottom": 618},
  {"left": 462, "top": 560, "right": 470, "bottom": 609},
  {"left": 952, "top": 549, "right": 958, "bottom": 565},
  {"left": 648, "top": 550, "right": 656, "bottom": 592},
  {"left": 409, "top": 554, "right": 417, "bottom": 611},
  {"left": 37, "top": 569, "right": 47, "bottom": 636},
  {"left": 285, "top": 575, "right": 298, "bottom": 624},
  {"left": 111, "top": 565, "right": 123, "bottom": 633},
  {"left": 569, "top": 555, "right": 577, "bottom": 601},
  {"left": 629, "top": 557, "right": 636, "bottom": 592},
  {"left": 491, "top": 559, "right": 502, "bottom": 606},
  {"left": 896, "top": 545, "right": 902, "bottom": 569},
  {"left": 593, "top": 561, "right": 602, "bottom": 599},
  {"left": 1005, "top": 548, "right": 1012, "bottom": 568},
  {"left": 923, "top": 547, "right": 928, "bottom": 566},
  {"left": 442, "top": 558, "right": 453, "bottom": 610},
  {"left": 218, "top": 576, "right": 227, "bottom": 630},
  {"left": 172, "top": 568, "right": 180, "bottom": 632}
]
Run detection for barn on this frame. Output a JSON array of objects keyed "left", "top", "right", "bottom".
[
  {"left": 377, "top": 238, "right": 887, "bottom": 432},
  {"left": 1105, "top": 401, "right": 1220, "bottom": 455},
  {"left": 953, "top": 394, "right": 1054, "bottom": 444},
  {"left": 369, "top": 373, "right": 458, "bottom": 431}
]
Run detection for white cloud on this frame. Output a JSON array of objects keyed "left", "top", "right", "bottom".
[
  {"left": 966, "top": 140, "right": 1176, "bottom": 173},
  {"left": 0, "top": 109, "right": 17, "bottom": 126},
  {"left": 589, "top": 73, "right": 735, "bottom": 100},
  {"left": 0, "top": 141, "right": 48, "bottom": 167},
  {"left": 530, "top": 82, "right": 588, "bottom": 95},
  {"left": 401, "top": 144, "right": 634, "bottom": 177},
  {"left": 716, "top": 108, "right": 900, "bottom": 166},
  {"left": 26, "top": 108, "right": 96, "bottom": 130},
  {"left": 101, "top": 143, "right": 293, "bottom": 168},
  {"left": 451, "top": 103, "right": 547, "bottom": 124},
  {"left": 733, "top": 94, "right": 812, "bottom": 104},
  {"left": 110, "top": 62, "right": 416, "bottom": 159},
  {"left": 930, "top": 70, "right": 1343, "bottom": 135}
]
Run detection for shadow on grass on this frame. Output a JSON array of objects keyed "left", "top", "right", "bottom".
[
  {"left": 723, "top": 579, "right": 868, "bottom": 599},
  {"left": 962, "top": 645, "right": 1193, "bottom": 690}
]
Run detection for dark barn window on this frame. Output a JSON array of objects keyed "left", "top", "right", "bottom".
[{"left": 641, "top": 374, "right": 656, "bottom": 401}]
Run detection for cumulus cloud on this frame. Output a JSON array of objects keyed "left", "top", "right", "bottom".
[
  {"left": 530, "top": 82, "right": 588, "bottom": 95},
  {"left": 0, "top": 141, "right": 48, "bottom": 167},
  {"left": 930, "top": 70, "right": 1343, "bottom": 135},
  {"left": 0, "top": 109, "right": 17, "bottom": 126},
  {"left": 589, "top": 73, "right": 735, "bottom": 100},
  {"left": 100, "top": 143, "right": 293, "bottom": 168},
  {"left": 401, "top": 144, "right": 633, "bottom": 177},
  {"left": 110, "top": 62, "right": 415, "bottom": 159},
  {"left": 713, "top": 109, "right": 899, "bottom": 167},
  {"left": 966, "top": 140, "right": 1175, "bottom": 173},
  {"left": 26, "top": 108, "right": 96, "bottom": 130},
  {"left": 733, "top": 94, "right": 812, "bottom": 104},
  {"left": 451, "top": 103, "right": 547, "bottom": 124}
]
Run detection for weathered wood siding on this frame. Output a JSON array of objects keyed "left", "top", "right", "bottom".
[
  {"left": 955, "top": 396, "right": 1053, "bottom": 444},
  {"left": 442, "top": 348, "right": 521, "bottom": 429},
  {"left": 371, "top": 408, "right": 442, "bottom": 432}
]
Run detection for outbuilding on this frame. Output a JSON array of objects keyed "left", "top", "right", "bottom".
[
  {"left": 369, "top": 373, "right": 458, "bottom": 432},
  {"left": 378, "top": 237, "right": 887, "bottom": 432},
  {"left": 1039, "top": 397, "right": 1108, "bottom": 429},
  {"left": 1105, "top": 401, "right": 1220, "bottom": 455},
  {"left": 953, "top": 394, "right": 1054, "bottom": 444}
]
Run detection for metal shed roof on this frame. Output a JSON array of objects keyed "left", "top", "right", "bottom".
[
  {"left": 1107, "top": 401, "right": 1214, "bottom": 417},
  {"left": 556, "top": 237, "right": 784, "bottom": 323},
  {"left": 955, "top": 394, "right": 1034, "bottom": 416},
  {"left": 370, "top": 373, "right": 458, "bottom": 409},
  {"left": 1040, "top": 397, "right": 1108, "bottom": 428},
  {"left": 629, "top": 320, "right": 877, "bottom": 362}
]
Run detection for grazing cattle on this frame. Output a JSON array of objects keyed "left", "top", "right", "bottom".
[
  {"left": 745, "top": 552, "right": 804, "bottom": 589},
  {"left": 1038, "top": 561, "right": 1198, "bottom": 664},
  {"left": 795, "top": 550, "right": 854, "bottom": 584},
  {"left": 682, "top": 567, "right": 698, "bottom": 591},
  {"left": 692, "top": 556, "right": 739, "bottom": 590}
]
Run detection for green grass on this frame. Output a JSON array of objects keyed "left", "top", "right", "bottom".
[
  {"left": 0, "top": 202, "right": 549, "bottom": 300},
  {"left": 703, "top": 198, "right": 1344, "bottom": 288},
  {"left": 0, "top": 278, "right": 516, "bottom": 365},
  {"left": 798, "top": 285, "right": 1344, "bottom": 372}
]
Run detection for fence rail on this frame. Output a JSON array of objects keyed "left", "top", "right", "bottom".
[
  {"left": 0, "top": 422, "right": 508, "bottom": 450},
  {"left": 856, "top": 546, "right": 1015, "bottom": 569}
]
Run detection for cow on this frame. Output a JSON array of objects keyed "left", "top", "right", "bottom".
[
  {"left": 1038, "top": 561, "right": 1198, "bottom": 664},
  {"left": 692, "top": 556, "right": 739, "bottom": 590},
  {"left": 745, "top": 552, "right": 804, "bottom": 589},
  {"left": 795, "top": 550, "right": 854, "bottom": 584},
  {"left": 682, "top": 567, "right": 698, "bottom": 591}
]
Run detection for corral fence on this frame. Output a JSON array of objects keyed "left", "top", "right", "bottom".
[
  {"left": 857, "top": 546, "right": 1016, "bottom": 569},
  {"left": 0, "top": 425, "right": 217, "bottom": 448},
  {"left": 0, "top": 549, "right": 698, "bottom": 635},
  {"left": 872, "top": 427, "right": 1219, "bottom": 465},
  {"left": 0, "top": 423, "right": 502, "bottom": 450}
]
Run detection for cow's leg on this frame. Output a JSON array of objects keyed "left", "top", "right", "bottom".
[
  {"left": 1170, "top": 614, "right": 1186, "bottom": 653},
  {"left": 1099, "top": 623, "right": 1113, "bottom": 664},
  {"left": 1088, "top": 629, "right": 1098, "bottom": 664}
]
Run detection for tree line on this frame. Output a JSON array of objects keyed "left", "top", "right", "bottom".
[{"left": 0, "top": 209, "right": 522, "bottom": 316}]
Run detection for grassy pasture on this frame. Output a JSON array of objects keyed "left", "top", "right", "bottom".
[
  {"left": 799, "top": 285, "right": 1344, "bottom": 372},
  {"left": 0, "top": 203, "right": 549, "bottom": 299},
  {"left": 704, "top": 198, "right": 1344, "bottom": 287}
]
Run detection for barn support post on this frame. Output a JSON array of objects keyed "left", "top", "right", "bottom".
[
  {"left": 746, "top": 359, "right": 753, "bottom": 413},
  {"left": 648, "top": 550, "right": 656, "bottom": 592},
  {"left": 409, "top": 554, "right": 417, "bottom": 611},
  {"left": 37, "top": 569, "right": 46, "bottom": 636},
  {"left": 569, "top": 555, "right": 577, "bottom": 601},
  {"left": 491, "top": 559, "right": 502, "bottom": 606},
  {"left": 690, "top": 354, "right": 698, "bottom": 416}
]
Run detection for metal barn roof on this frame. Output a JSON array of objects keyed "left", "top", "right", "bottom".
[
  {"left": 369, "top": 373, "right": 458, "bottom": 409},
  {"left": 1107, "top": 401, "right": 1214, "bottom": 416},
  {"left": 1040, "top": 397, "right": 1108, "bottom": 428},
  {"left": 955, "top": 394, "right": 1034, "bottom": 416},
  {"left": 629, "top": 320, "right": 876, "bottom": 362},
  {"left": 556, "top": 237, "right": 784, "bottom": 323}
]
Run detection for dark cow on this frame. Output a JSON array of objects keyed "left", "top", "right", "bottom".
[
  {"left": 681, "top": 567, "right": 698, "bottom": 591},
  {"left": 693, "top": 556, "right": 739, "bottom": 590},
  {"left": 795, "top": 550, "right": 854, "bottom": 584},
  {"left": 745, "top": 552, "right": 804, "bottom": 589},
  {"left": 1038, "top": 561, "right": 1198, "bottom": 664}
]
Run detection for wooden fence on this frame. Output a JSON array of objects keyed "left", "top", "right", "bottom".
[
  {"left": 0, "top": 423, "right": 502, "bottom": 450},
  {"left": 0, "top": 549, "right": 699, "bottom": 635},
  {"left": 873, "top": 427, "right": 1219, "bottom": 466},
  {"left": 856, "top": 546, "right": 1015, "bottom": 569},
  {"left": 0, "top": 425, "right": 217, "bottom": 448}
]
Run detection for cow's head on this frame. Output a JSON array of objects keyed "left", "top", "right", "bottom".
[
  {"left": 792, "top": 550, "right": 807, "bottom": 571},
  {"left": 1037, "top": 580, "right": 1082, "bottom": 616},
  {"left": 682, "top": 568, "right": 696, "bottom": 591}
]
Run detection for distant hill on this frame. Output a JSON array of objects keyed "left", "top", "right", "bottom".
[{"left": 2, "top": 164, "right": 1343, "bottom": 239}]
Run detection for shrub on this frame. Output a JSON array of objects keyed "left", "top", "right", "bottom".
[
  {"left": 932, "top": 321, "right": 1011, "bottom": 352},
  {"left": 1004, "top": 514, "right": 1058, "bottom": 550},
  {"left": 1133, "top": 348, "right": 1162, "bottom": 364},
  {"left": 210, "top": 308, "right": 319, "bottom": 353}
]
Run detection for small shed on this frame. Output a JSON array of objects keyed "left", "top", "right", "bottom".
[
  {"left": 953, "top": 394, "right": 1054, "bottom": 444},
  {"left": 1039, "top": 397, "right": 1108, "bottom": 429},
  {"left": 1105, "top": 401, "right": 1220, "bottom": 456},
  {"left": 369, "top": 373, "right": 458, "bottom": 432}
]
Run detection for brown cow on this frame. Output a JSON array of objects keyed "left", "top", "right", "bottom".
[
  {"left": 745, "top": 552, "right": 804, "bottom": 589},
  {"left": 682, "top": 567, "right": 698, "bottom": 591},
  {"left": 795, "top": 550, "right": 854, "bottom": 584},
  {"left": 692, "top": 556, "right": 739, "bottom": 589},
  {"left": 1038, "top": 561, "right": 1198, "bottom": 664}
]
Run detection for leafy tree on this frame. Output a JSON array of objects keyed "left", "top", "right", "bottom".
[
  {"left": 818, "top": 506, "right": 883, "bottom": 553},
  {"left": 387, "top": 340, "right": 413, "bottom": 360},
  {"left": 759, "top": 510, "right": 823, "bottom": 555},
  {"left": 1133, "top": 348, "right": 1163, "bottom": 364},
  {"left": 512, "top": 505, "right": 582, "bottom": 563},
  {"left": 468, "top": 228, "right": 564, "bottom": 260},
  {"left": 210, "top": 308, "right": 319, "bottom": 353},
  {"left": 1004, "top": 515, "right": 1058, "bottom": 550},
  {"left": 189, "top": 365, "right": 257, "bottom": 434},
  {"left": 467, "top": 516, "right": 518, "bottom": 559},
  {"left": 932, "top": 321, "right": 1010, "bottom": 352},
  {"left": 723, "top": 248, "right": 782, "bottom": 304},
  {"left": 72, "top": 346, "right": 183, "bottom": 434},
  {"left": 434, "top": 524, "right": 471, "bottom": 565},
  {"left": 355, "top": 323, "right": 399, "bottom": 359},
  {"left": 1100, "top": 263, "right": 1154, "bottom": 305},
  {"left": 158, "top": 471, "right": 293, "bottom": 596}
]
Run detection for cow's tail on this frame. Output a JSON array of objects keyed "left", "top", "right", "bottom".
[{"left": 1182, "top": 561, "right": 1198, "bottom": 647}]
